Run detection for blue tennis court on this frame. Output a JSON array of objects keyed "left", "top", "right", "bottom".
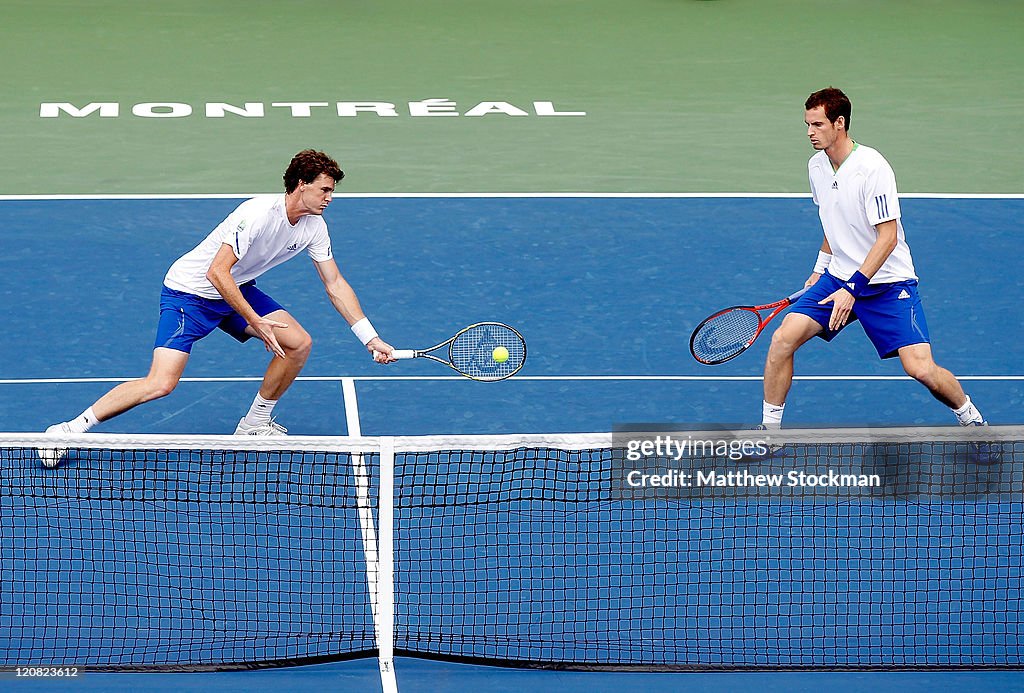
[
  {"left": 3, "top": 196, "right": 1021, "bottom": 433},
  {"left": 1, "top": 195, "right": 1022, "bottom": 692}
]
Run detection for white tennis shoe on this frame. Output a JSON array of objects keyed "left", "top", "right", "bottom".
[
  {"left": 965, "top": 420, "right": 1000, "bottom": 465},
  {"left": 234, "top": 418, "right": 288, "bottom": 436},
  {"left": 744, "top": 424, "right": 784, "bottom": 460},
  {"left": 38, "top": 422, "right": 72, "bottom": 468}
]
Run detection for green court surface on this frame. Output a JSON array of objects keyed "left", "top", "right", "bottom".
[{"left": 1, "top": 0, "right": 1021, "bottom": 194}]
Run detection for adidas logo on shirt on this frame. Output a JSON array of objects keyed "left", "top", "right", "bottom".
[
  {"left": 898, "top": 289, "right": 911, "bottom": 299},
  {"left": 832, "top": 181, "right": 838, "bottom": 190}
]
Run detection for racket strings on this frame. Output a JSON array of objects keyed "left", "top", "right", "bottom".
[
  {"left": 450, "top": 324, "right": 526, "bottom": 380},
  {"left": 691, "top": 309, "right": 761, "bottom": 364}
]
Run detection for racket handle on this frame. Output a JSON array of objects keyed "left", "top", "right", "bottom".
[
  {"left": 391, "top": 349, "right": 416, "bottom": 360},
  {"left": 787, "top": 287, "right": 810, "bottom": 303}
]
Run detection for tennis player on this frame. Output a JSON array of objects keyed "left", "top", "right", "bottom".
[
  {"left": 761, "top": 87, "right": 988, "bottom": 430},
  {"left": 42, "top": 149, "right": 395, "bottom": 457}
]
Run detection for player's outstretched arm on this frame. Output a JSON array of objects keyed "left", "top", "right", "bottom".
[{"left": 313, "top": 258, "right": 397, "bottom": 363}]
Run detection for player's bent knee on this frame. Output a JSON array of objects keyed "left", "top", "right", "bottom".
[
  {"left": 768, "top": 329, "right": 799, "bottom": 359},
  {"left": 902, "top": 358, "right": 936, "bottom": 385},
  {"left": 767, "top": 316, "right": 818, "bottom": 360},
  {"left": 150, "top": 388, "right": 172, "bottom": 401},
  {"left": 287, "top": 332, "right": 313, "bottom": 358},
  {"left": 144, "top": 373, "right": 182, "bottom": 400}
]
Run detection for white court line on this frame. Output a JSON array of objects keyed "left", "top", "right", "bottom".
[
  {"left": 376, "top": 437, "right": 397, "bottom": 693},
  {"left": 3, "top": 375, "right": 1023, "bottom": 384},
  {"left": 341, "top": 377, "right": 362, "bottom": 435},
  {"left": 1, "top": 193, "right": 1022, "bottom": 200},
  {"left": 341, "top": 377, "right": 396, "bottom": 692},
  {"left": 343, "top": 378, "right": 398, "bottom": 693}
]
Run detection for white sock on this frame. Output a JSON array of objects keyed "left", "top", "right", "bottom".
[
  {"left": 762, "top": 400, "right": 785, "bottom": 428},
  {"left": 66, "top": 407, "right": 98, "bottom": 433},
  {"left": 243, "top": 394, "right": 277, "bottom": 426},
  {"left": 953, "top": 395, "right": 984, "bottom": 425}
]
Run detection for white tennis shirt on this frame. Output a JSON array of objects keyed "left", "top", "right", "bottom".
[
  {"left": 164, "top": 194, "right": 333, "bottom": 299},
  {"left": 808, "top": 143, "right": 917, "bottom": 283}
]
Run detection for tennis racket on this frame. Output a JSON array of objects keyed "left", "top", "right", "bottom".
[
  {"left": 390, "top": 322, "right": 526, "bottom": 381},
  {"left": 689, "top": 288, "right": 808, "bottom": 365}
]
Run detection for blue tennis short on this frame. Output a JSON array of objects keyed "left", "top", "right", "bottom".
[
  {"left": 155, "top": 282, "right": 285, "bottom": 354},
  {"left": 789, "top": 271, "right": 930, "bottom": 359}
]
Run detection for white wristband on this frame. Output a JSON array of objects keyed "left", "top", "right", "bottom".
[
  {"left": 351, "top": 317, "right": 378, "bottom": 345},
  {"left": 813, "top": 251, "right": 832, "bottom": 275}
]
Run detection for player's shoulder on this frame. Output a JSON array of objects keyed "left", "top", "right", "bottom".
[
  {"left": 236, "top": 194, "right": 283, "bottom": 216},
  {"left": 304, "top": 214, "right": 329, "bottom": 237},
  {"left": 299, "top": 206, "right": 329, "bottom": 230},
  {"left": 850, "top": 143, "right": 892, "bottom": 170},
  {"left": 226, "top": 194, "right": 286, "bottom": 229}
]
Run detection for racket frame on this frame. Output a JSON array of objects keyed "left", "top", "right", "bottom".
[
  {"left": 689, "top": 288, "right": 808, "bottom": 365},
  {"left": 391, "top": 322, "right": 526, "bottom": 381}
]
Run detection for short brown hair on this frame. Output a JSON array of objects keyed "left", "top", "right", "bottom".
[
  {"left": 805, "top": 87, "right": 852, "bottom": 132},
  {"left": 283, "top": 149, "right": 344, "bottom": 192}
]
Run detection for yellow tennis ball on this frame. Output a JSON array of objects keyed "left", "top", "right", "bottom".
[{"left": 492, "top": 346, "right": 510, "bottom": 363}]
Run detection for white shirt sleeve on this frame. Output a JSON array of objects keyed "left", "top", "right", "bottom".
[
  {"left": 226, "top": 211, "right": 263, "bottom": 260},
  {"left": 306, "top": 221, "right": 333, "bottom": 262},
  {"left": 863, "top": 157, "right": 901, "bottom": 226},
  {"left": 808, "top": 160, "right": 820, "bottom": 206}
]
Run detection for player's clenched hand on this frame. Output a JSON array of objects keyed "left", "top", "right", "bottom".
[
  {"left": 819, "top": 289, "right": 855, "bottom": 331},
  {"left": 252, "top": 316, "right": 289, "bottom": 358},
  {"left": 804, "top": 272, "right": 822, "bottom": 289},
  {"left": 367, "top": 337, "right": 397, "bottom": 364}
]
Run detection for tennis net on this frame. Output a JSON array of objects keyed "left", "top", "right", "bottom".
[{"left": 1, "top": 427, "right": 1022, "bottom": 671}]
